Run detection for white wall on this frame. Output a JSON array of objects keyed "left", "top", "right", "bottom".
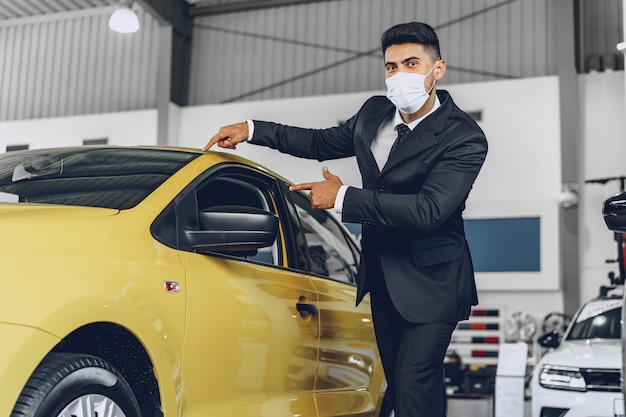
[
  {"left": 1, "top": 74, "right": 624, "bottom": 328},
  {"left": 0, "top": 110, "right": 157, "bottom": 151}
]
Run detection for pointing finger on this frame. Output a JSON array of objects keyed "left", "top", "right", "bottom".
[
  {"left": 202, "top": 133, "right": 222, "bottom": 152},
  {"left": 290, "top": 182, "right": 316, "bottom": 191},
  {"left": 203, "top": 131, "right": 234, "bottom": 151},
  {"left": 202, "top": 122, "right": 249, "bottom": 152}
]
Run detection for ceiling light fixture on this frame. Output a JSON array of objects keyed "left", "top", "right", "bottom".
[{"left": 108, "top": 2, "right": 140, "bottom": 34}]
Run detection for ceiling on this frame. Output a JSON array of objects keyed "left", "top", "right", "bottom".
[
  {"left": 0, "top": 0, "right": 119, "bottom": 20},
  {"left": 0, "top": 0, "right": 332, "bottom": 109},
  {"left": 0, "top": 0, "right": 332, "bottom": 20}
]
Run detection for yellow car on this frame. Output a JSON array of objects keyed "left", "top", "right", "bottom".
[{"left": 0, "top": 146, "right": 387, "bottom": 417}]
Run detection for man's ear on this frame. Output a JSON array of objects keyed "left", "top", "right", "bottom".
[{"left": 434, "top": 60, "right": 447, "bottom": 80}]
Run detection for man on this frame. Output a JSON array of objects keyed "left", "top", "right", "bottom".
[{"left": 203, "top": 22, "right": 488, "bottom": 417}]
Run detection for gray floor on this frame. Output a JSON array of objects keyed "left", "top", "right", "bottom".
[{"left": 447, "top": 397, "right": 531, "bottom": 417}]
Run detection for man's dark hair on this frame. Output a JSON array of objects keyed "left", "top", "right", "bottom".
[{"left": 381, "top": 22, "right": 441, "bottom": 61}]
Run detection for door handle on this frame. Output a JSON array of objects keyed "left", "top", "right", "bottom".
[{"left": 296, "top": 302, "right": 318, "bottom": 315}]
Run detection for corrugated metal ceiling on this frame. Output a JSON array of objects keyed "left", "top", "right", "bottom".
[
  {"left": 0, "top": 0, "right": 118, "bottom": 19},
  {"left": 0, "top": 0, "right": 329, "bottom": 20}
]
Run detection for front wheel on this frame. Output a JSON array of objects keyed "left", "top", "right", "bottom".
[{"left": 11, "top": 352, "right": 141, "bottom": 417}]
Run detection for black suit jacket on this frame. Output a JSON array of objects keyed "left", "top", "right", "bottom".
[{"left": 251, "top": 90, "right": 488, "bottom": 323}]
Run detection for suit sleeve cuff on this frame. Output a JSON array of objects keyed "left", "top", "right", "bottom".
[
  {"left": 246, "top": 119, "right": 255, "bottom": 141},
  {"left": 334, "top": 185, "right": 349, "bottom": 214}
]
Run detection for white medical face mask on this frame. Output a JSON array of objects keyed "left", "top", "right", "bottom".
[{"left": 385, "top": 63, "right": 438, "bottom": 114}]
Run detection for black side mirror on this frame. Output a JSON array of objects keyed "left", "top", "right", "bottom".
[
  {"left": 185, "top": 205, "right": 279, "bottom": 253},
  {"left": 603, "top": 191, "right": 626, "bottom": 232},
  {"left": 537, "top": 330, "right": 561, "bottom": 349}
]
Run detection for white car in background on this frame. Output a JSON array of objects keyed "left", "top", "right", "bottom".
[{"left": 531, "top": 289, "right": 624, "bottom": 417}]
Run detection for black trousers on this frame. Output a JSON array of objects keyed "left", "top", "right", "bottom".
[{"left": 370, "top": 279, "right": 456, "bottom": 417}]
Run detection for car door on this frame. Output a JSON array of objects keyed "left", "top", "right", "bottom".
[
  {"left": 288, "top": 191, "right": 387, "bottom": 417},
  {"left": 160, "top": 165, "right": 320, "bottom": 417}
]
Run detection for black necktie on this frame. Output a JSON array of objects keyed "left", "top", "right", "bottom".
[{"left": 390, "top": 123, "right": 411, "bottom": 156}]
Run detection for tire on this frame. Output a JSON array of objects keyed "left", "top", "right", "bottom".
[{"left": 11, "top": 352, "right": 141, "bottom": 417}]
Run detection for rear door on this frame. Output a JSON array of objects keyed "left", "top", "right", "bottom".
[{"left": 288, "top": 190, "right": 387, "bottom": 417}]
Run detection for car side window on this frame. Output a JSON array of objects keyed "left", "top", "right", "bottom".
[
  {"left": 193, "top": 174, "right": 282, "bottom": 266},
  {"left": 149, "top": 167, "right": 285, "bottom": 266},
  {"left": 291, "top": 191, "right": 359, "bottom": 284}
]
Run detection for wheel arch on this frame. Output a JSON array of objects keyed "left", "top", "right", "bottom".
[{"left": 52, "top": 322, "right": 162, "bottom": 417}]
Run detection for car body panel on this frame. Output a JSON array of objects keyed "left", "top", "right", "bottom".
[
  {"left": 531, "top": 389, "right": 622, "bottom": 417},
  {"left": 0, "top": 323, "right": 61, "bottom": 417},
  {"left": 0, "top": 146, "right": 385, "bottom": 417},
  {"left": 311, "top": 277, "right": 385, "bottom": 417},
  {"left": 0, "top": 205, "right": 187, "bottom": 415},
  {"left": 178, "top": 250, "right": 320, "bottom": 416},
  {"left": 537, "top": 339, "right": 621, "bottom": 368}
]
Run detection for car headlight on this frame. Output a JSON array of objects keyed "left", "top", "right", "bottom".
[{"left": 539, "top": 365, "right": 586, "bottom": 391}]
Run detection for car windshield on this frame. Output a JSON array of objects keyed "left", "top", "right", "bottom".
[
  {"left": 566, "top": 299, "right": 622, "bottom": 340},
  {"left": 0, "top": 147, "right": 199, "bottom": 209}
]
